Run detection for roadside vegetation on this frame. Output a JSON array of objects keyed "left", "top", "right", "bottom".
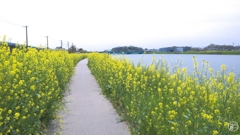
[
  {"left": 88, "top": 53, "right": 240, "bottom": 135},
  {"left": 0, "top": 36, "right": 87, "bottom": 134}
]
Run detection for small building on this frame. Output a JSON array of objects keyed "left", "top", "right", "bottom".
[
  {"left": 235, "top": 46, "right": 240, "bottom": 50},
  {"left": 176, "top": 47, "right": 184, "bottom": 52},
  {"left": 159, "top": 46, "right": 191, "bottom": 52},
  {"left": 55, "top": 46, "right": 62, "bottom": 50},
  {"left": 183, "top": 46, "right": 192, "bottom": 52},
  {"left": 145, "top": 49, "right": 152, "bottom": 53},
  {"left": 150, "top": 49, "right": 159, "bottom": 52},
  {"left": 8, "top": 42, "right": 17, "bottom": 52},
  {"left": 159, "top": 47, "right": 175, "bottom": 52},
  {"left": 192, "top": 47, "right": 203, "bottom": 51}
]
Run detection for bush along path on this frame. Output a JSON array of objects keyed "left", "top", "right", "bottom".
[
  {"left": 0, "top": 37, "right": 87, "bottom": 134},
  {"left": 87, "top": 53, "right": 240, "bottom": 135},
  {"left": 47, "top": 59, "right": 130, "bottom": 135}
]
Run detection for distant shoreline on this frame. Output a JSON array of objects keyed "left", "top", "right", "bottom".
[
  {"left": 146, "top": 50, "right": 240, "bottom": 55},
  {"left": 102, "top": 50, "right": 240, "bottom": 55}
]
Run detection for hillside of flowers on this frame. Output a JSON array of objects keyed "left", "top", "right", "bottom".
[
  {"left": 0, "top": 36, "right": 86, "bottom": 134},
  {"left": 88, "top": 53, "right": 240, "bottom": 135}
]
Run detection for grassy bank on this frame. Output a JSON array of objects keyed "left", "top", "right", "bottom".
[
  {"left": 0, "top": 37, "right": 87, "bottom": 134},
  {"left": 88, "top": 53, "right": 240, "bottom": 135},
  {"left": 148, "top": 50, "right": 240, "bottom": 55}
]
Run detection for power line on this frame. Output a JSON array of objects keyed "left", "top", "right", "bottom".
[
  {"left": 28, "top": 31, "right": 45, "bottom": 38},
  {"left": 0, "top": 16, "right": 73, "bottom": 48},
  {"left": 0, "top": 17, "right": 22, "bottom": 27},
  {"left": 48, "top": 37, "right": 61, "bottom": 41}
]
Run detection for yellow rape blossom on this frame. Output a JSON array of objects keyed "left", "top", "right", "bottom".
[
  {"left": 0, "top": 38, "right": 87, "bottom": 134},
  {"left": 14, "top": 112, "right": 20, "bottom": 119},
  {"left": 212, "top": 130, "right": 218, "bottom": 135},
  {"left": 87, "top": 53, "right": 240, "bottom": 135}
]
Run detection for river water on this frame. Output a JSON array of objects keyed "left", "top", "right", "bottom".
[{"left": 112, "top": 54, "right": 240, "bottom": 77}]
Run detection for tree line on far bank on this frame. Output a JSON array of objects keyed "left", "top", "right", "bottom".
[{"left": 111, "top": 46, "right": 144, "bottom": 53}]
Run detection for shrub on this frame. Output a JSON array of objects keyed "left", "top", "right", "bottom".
[
  {"left": 0, "top": 36, "right": 87, "bottom": 134},
  {"left": 88, "top": 53, "right": 240, "bottom": 135}
]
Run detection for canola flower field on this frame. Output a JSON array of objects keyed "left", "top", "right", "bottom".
[
  {"left": 0, "top": 37, "right": 86, "bottom": 134},
  {"left": 88, "top": 53, "right": 240, "bottom": 135}
]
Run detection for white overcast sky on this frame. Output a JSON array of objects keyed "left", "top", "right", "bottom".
[{"left": 0, "top": 0, "right": 240, "bottom": 51}]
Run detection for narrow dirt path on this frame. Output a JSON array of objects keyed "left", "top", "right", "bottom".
[{"left": 47, "top": 59, "right": 130, "bottom": 135}]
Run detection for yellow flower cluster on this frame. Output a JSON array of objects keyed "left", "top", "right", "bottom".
[
  {"left": 0, "top": 36, "right": 87, "bottom": 134},
  {"left": 88, "top": 53, "right": 240, "bottom": 135}
]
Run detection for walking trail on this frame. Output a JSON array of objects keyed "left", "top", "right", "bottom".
[{"left": 47, "top": 59, "right": 130, "bottom": 135}]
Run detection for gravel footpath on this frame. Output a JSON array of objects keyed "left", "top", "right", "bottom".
[{"left": 46, "top": 59, "right": 130, "bottom": 135}]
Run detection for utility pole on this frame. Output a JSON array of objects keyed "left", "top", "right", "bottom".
[
  {"left": 46, "top": 36, "right": 48, "bottom": 49},
  {"left": 23, "top": 26, "right": 28, "bottom": 48},
  {"left": 72, "top": 43, "right": 74, "bottom": 52},
  {"left": 68, "top": 41, "right": 69, "bottom": 49},
  {"left": 61, "top": 40, "right": 62, "bottom": 48}
]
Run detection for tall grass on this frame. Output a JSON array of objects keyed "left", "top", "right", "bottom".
[{"left": 88, "top": 53, "right": 240, "bottom": 135}]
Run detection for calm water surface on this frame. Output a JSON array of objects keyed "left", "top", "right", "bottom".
[{"left": 112, "top": 54, "right": 240, "bottom": 77}]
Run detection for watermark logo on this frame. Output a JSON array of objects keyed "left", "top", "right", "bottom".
[{"left": 228, "top": 121, "right": 239, "bottom": 132}]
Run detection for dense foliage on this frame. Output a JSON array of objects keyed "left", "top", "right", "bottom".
[
  {"left": 203, "top": 44, "right": 239, "bottom": 51},
  {"left": 0, "top": 37, "right": 86, "bottom": 134},
  {"left": 88, "top": 53, "right": 240, "bottom": 135},
  {"left": 111, "top": 46, "right": 144, "bottom": 53}
]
